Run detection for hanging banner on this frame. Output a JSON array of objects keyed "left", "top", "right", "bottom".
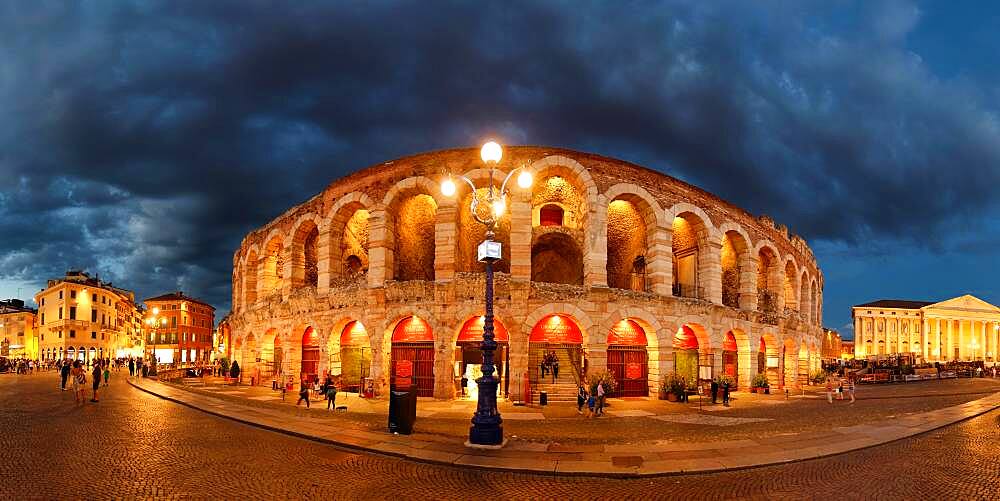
[
  {"left": 607, "top": 320, "right": 647, "bottom": 346},
  {"left": 341, "top": 321, "right": 370, "bottom": 347},
  {"left": 392, "top": 316, "right": 433, "bottom": 343},
  {"left": 457, "top": 316, "right": 509, "bottom": 343},
  {"left": 625, "top": 362, "right": 643, "bottom": 380},
  {"left": 529, "top": 315, "right": 583, "bottom": 344}
]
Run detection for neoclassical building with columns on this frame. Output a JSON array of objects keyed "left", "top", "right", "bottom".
[
  {"left": 221, "top": 146, "right": 825, "bottom": 400},
  {"left": 853, "top": 295, "right": 1000, "bottom": 363}
]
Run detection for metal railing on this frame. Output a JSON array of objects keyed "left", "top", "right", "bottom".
[
  {"left": 608, "top": 272, "right": 648, "bottom": 292},
  {"left": 672, "top": 283, "right": 699, "bottom": 298}
]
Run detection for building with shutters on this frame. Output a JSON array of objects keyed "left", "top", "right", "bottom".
[
  {"left": 143, "top": 292, "right": 216, "bottom": 366},
  {"left": 224, "top": 146, "right": 825, "bottom": 399}
]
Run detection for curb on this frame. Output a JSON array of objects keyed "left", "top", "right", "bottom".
[{"left": 127, "top": 379, "right": 1000, "bottom": 478}]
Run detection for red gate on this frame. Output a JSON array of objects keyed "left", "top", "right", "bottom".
[
  {"left": 607, "top": 346, "right": 648, "bottom": 397},
  {"left": 722, "top": 350, "right": 738, "bottom": 388},
  {"left": 391, "top": 342, "right": 435, "bottom": 397}
]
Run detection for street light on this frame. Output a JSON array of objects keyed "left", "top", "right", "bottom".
[
  {"left": 441, "top": 140, "right": 532, "bottom": 447},
  {"left": 970, "top": 337, "right": 979, "bottom": 361}
]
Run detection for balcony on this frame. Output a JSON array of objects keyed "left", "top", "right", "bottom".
[
  {"left": 672, "top": 283, "right": 701, "bottom": 299},
  {"left": 608, "top": 272, "right": 648, "bottom": 293}
]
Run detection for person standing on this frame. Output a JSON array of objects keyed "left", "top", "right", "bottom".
[
  {"left": 91, "top": 362, "right": 102, "bottom": 403},
  {"left": 825, "top": 377, "right": 833, "bottom": 404},
  {"left": 847, "top": 378, "right": 856, "bottom": 404},
  {"left": 103, "top": 364, "right": 110, "bottom": 387},
  {"left": 60, "top": 361, "right": 71, "bottom": 391},
  {"left": 576, "top": 384, "right": 587, "bottom": 415},
  {"left": 837, "top": 380, "right": 845, "bottom": 400},
  {"left": 325, "top": 377, "right": 338, "bottom": 411},
  {"left": 128, "top": 358, "right": 135, "bottom": 378},
  {"left": 595, "top": 381, "right": 606, "bottom": 416},
  {"left": 71, "top": 361, "right": 86, "bottom": 404},
  {"left": 722, "top": 381, "right": 731, "bottom": 407},
  {"left": 230, "top": 360, "right": 240, "bottom": 385}
]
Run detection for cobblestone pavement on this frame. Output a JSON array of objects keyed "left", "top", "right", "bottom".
[{"left": 2, "top": 373, "right": 997, "bottom": 500}]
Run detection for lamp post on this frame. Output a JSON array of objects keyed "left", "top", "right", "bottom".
[
  {"left": 146, "top": 308, "right": 167, "bottom": 374},
  {"left": 442, "top": 141, "right": 532, "bottom": 447},
  {"left": 970, "top": 337, "right": 979, "bottom": 362}
]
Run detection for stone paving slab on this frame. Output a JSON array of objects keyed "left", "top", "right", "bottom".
[{"left": 128, "top": 378, "right": 1000, "bottom": 477}]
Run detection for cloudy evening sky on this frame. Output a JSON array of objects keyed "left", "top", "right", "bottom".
[{"left": 2, "top": 1, "right": 1000, "bottom": 338}]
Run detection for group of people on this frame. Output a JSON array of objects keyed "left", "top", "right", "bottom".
[
  {"left": 296, "top": 375, "right": 341, "bottom": 410},
  {"left": 576, "top": 382, "right": 606, "bottom": 417},
  {"left": 59, "top": 359, "right": 110, "bottom": 404},
  {"left": 539, "top": 351, "right": 560, "bottom": 381},
  {"left": 825, "top": 377, "right": 856, "bottom": 403}
]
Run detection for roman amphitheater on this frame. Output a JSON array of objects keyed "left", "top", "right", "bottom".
[{"left": 221, "top": 146, "right": 824, "bottom": 401}]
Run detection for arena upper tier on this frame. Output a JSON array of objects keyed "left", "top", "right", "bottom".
[{"left": 222, "top": 146, "right": 824, "bottom": 400}]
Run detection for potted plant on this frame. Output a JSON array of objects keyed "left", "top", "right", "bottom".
[
  {"left": 661, "top": 372, "right": 686, "bottom": 402},
  {"left": 751, "top": 373, "right": 769, "bottom": 394}
]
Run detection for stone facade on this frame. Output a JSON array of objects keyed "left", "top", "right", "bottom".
[{"left": 223, "top": 147, "right": 825, "bottom": 398}]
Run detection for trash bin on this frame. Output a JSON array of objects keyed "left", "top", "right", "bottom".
[
  {"left": 539, "top": 390, "right": 548, "bottom": 406},
  {"left": 388, "top": 385, "right": 418, "bottom": 435}
]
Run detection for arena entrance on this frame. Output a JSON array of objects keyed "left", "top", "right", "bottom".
[
  {"left": 390, "top": 316, "right": 435, "bottom": 397},
  {"left": 606, "top": 319, "right": 648, "bottom": 397},
  {"left": 673, "top": 325, "right": 700, "bottom": 386},
  {"left": 455, "top": 316, "right": 509, "bottom": 399},
  {"left": 722, "top": 330, "right": 739, "bottom": 387},
  {"left": 338, "top": 321, "right": 371, "bottom": 392},
  {"left": 528, "top": 314, "right": 585, "bottom": 391},
  {"left": 300, "top": 327, "right": 320, "bottom": 382}
]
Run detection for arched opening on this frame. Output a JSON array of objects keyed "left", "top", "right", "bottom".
[
  {"left": 455, "top": 316, "right": 510, "bottom": 400},
  {"left": 797, "top": 342, "right": 810, "bottom": 386},
  {"left": 721, "top": 231, "right": 749, "bottom": 308},
  {"left": 259, "top": 330, "right": 282, "bottom": 382},
  {"left": 260, "top": 236, "right": 285, "bottom": 296},
  {"left": 607, "top": 319, "right": 648, "bottom": 397},
  {"left": 759, "top": 334, "right": 781, "bottom": 387},
  {"left": 233, "top": 337, "right": 243, "bottom": 367},
  {"left": 344, "top": 255, "right": 364, "bottom": 276},
  {"left": 88, "top": 347, "right": 95, "bottom": 363},
  {"left": 341, "top": 209, "right": 370, "bottom": 277},
  {"left": 456, "top": 188, "right": 511, "bottom": 273},
  {"left": 781, "top": 338, "right": 797, "bottom": 389},
  {"left": 756, "top": 247, "right": 780, "bottom": 313},
  {"left": 810, "top": 281, "right": 818, "bottom": 324},
  {"left": 390, "top": 316, "right": 435, "bottom": 396},
  {"left": 393, "top": 194, "right": 437, "bottom": 281},
  {"left": 539, "top": 203, "right": 564, "bottom": 226},
  {"left": 332, "top": 321, "right": 371, "bottom": 392},
  {"left": 243, "top": 250, "right": 258, "bottom": 307},
  {"left": 67, "top": 347, "right": 76, "bottom": 360},
  {"left": 531, "top": 232, "right": 583, "bottom": 285},
  {"left": 291, "top": 220, "right": 320, "bottom": 289},
  {"left": 300, "top": 327, "right": 319, "bottom": 382},
  {"left": 799, "top": 271, "right": 810, "bottom": 320},
  {"left": 673, "top": 325, "right": 703, "bottom": 385},
  {"left": 672, "top": 214, "right": 706, "bottom": 298},
  {"left": 607, "top": 199, "right": 648, "bottom": 292},
  {"left": 722, "top": 330, "right": 739, "bottom": 387},
  {"left": 783, "top": 260, "right": 798, "bottom": 311},
  {"left": 528, "top": 314, "right": 585, "bottom": 397}
]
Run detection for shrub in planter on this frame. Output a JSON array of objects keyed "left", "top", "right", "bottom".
[
  {"left": 662, "top": 372, "right": 687, "bottom": 401},
  {"left": 750, "top": 373, "right": 770, "bottom": 392}
]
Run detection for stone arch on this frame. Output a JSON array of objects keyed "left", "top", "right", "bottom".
[
  {"left": 667, "top": 203, "right": 716, "bottom": 300},
  {"left": 782, "top": 256, "right": 799, "bottom": 311},
  {"left": 324, "top": 192, "right": 374, "bottom": 281},
  {"left": 799, "top": 269, "right": 811, "bottom": 322},
  {"left": 259, "top": 232, "right": 286, "bottom": 298},
  {"left": 601, "top": 306, "right": 663, "bottom": 394},
  {"left": 242, "top": 247, "right": 259, "bottom": 309},
  {"left": 522, "top": 302, "right": 598, "bottom": 342},
  {"left": 383, "top": 178, "right": 441, "bottom": 282},
  {"left": 718, "top": 223, "right": 752, "bottom": 309},
  {"left": 810, "top": 278, "right": 819, "bottom": 325},
  {"left": 754, "top": 241, "right": 781, "bottom": 313},
  {"left": 782, "top": 336, "right": 798, "bottom": 389},
  {"left": 289, "top": 213, "right": 323, "bottom": 290},
  {"left": 604, "top": 184, "right": 664, "bottom": 292},
  {"left": 454, "top": 169, "right": 514, "bottom": 274}
]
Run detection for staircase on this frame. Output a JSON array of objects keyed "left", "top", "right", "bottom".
[{"left": 531, "top": 347, "right": 582, "bottom": 403}]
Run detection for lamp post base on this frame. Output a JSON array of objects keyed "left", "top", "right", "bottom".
[{"left": 468, "top": 375, "right": 504, "bottom": 446}]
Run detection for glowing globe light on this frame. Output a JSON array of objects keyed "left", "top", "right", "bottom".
[
  {"left": 441, "top": 178, "right": 456, "bottom": 197},
  {"left": 492, "top": 198, "right": 506, "bottom": 217},
  {"left": 517, "top": 170, "right": 533, "bottom": 189},
  {"left": 480, "top": 141, "right": 502, "bottom": 164}
]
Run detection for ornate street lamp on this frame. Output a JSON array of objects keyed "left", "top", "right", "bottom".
[{"left": 442, "top": 141, "right": 532, "bottom": 447}]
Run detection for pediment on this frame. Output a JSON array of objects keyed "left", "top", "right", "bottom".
[{"left": 921, "top": 294, "right": 1000, "bottom": 315}]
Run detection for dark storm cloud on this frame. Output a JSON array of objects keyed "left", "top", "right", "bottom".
[{"left": 1, "top": 0, "right": 999, "bottom": 315}]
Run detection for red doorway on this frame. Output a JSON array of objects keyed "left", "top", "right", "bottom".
[
  {"left": 722, "top": 331, "right": 739, "bottom": 387},
  {"left": 606, "top": 319, "right": 649, "bottom": 397},
  {"left": 390, "top": 316, "right": 435, "bottom": 396},
  {"left": 301, "top": 327, "right": 319, "bottom": 381}
]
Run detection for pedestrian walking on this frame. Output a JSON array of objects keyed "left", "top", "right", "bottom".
[
  {"left": 128, "top": 359, "right": 135, "bottom": 377},
  {"left": 837, "top": 380, "right": 844, "bottom": 400},
  {"left": 60, "top": 361, "right": 71, "bottom": 391},
  {"left": 296, "top": 378, "right": 311, "bottom": 408},
  {"left": 230, "top": 361, "right": 241, "bottom": 385},
  {"left": 825, "top": 378, "right": 833, "bottom": 404},
  {"left": 848, "top": 379, "right": 856, "bottom": 403},
  {"left": 91, "top": 363, "right": 102, "bottom": 402},
  {"left": 71, "top": 361, "right": 86, "bottom": 404},
  {"left": 586, "top": 392, "right": 596, "bottom": 418},
  {"left": 722, "top": 381, "right": 730, "bottom": 407},
  {"left": 576, "top": 384, "right": 587, "bottom": 414},
  {"left": 325, "top": 377, "right": 338, "bottom": 410},
  {"left": 103, "top": 365, "right": 110, "bottom": 387}
]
